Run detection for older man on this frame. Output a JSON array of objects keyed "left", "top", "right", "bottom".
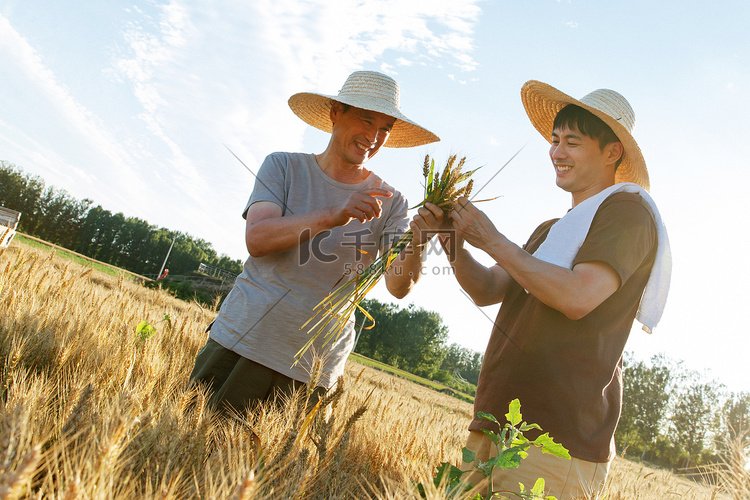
[{"left": 191, "top": 71, "right": 439, "bottom": 412}]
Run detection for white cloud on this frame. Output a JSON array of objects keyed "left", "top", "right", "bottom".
[
  {"left": 249, "top": 0, "right": 481, "bottom": 82},
  {"left": 0, "top": 13, "right": 147, "bottom": 203},
  {"left": 380, "top": 62, "right": 397, "bottom": 74},
  {"left": 447, "top": 73, "right": 468, "bottom": 85},
  {"left": 0, "top": 118, "right": 92, "bottom": 187},
  {"left": 106, "top": 0, "right": 484, "bottom": 222},
  {"left": 0, "top": 15, "right": 133, "bottom": 168},
  {"left": 111, "top": 2, "right": 208, "bottom": 202}
]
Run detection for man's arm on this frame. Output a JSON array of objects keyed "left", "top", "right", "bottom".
[
  {"left": 451, "top": 197, "right": 620, "bottom": 319},
  {"left": 444, "top": 244, "right": 513, "bottom": 306},
  {"left": 382, "top": 201, "right": 445, "bottom": 299},
  {"left": 484, "top": 240, "right": 620, "bottom": 319},
  {"left": 245, "top": 187, "right": 394, "bottom": 257},
  {"left": 383, "top": 240, "right": 425, "bottom": 299}
]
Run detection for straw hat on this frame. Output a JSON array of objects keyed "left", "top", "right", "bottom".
[
  {"left": 521, "top": 80, "right": 649, "bottom": 191},
  {"left": 288, "top": 71, "right": 439, "bottom": 148}
]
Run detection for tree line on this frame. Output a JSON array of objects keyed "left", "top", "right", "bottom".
[
  {"left": 617, "top": 352, "right": 748, "bottom": 472},
  {"left": 0, "top": 161, "right": 243, "bottom": 278},
  {"left": 354, "top": 298, "right": 483, "bottom": 396}
]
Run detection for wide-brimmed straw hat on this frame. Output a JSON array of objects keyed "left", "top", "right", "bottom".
[
  {"left": 288, "top": 71, "right": 440, "bottom": 148},
  {"left": 521, "top": 80, "right": 649, "bottom": 191}
]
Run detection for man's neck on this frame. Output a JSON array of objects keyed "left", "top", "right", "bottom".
[
  {"left": 570, "top": 181, "right": 616, "bottom": 208},
  {"left": 315, "top": 150, "right": 370, "bottom": 184}
]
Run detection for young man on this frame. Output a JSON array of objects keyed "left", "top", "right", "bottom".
[
  {"left": 413, "top": 81, "right": 670, "bottom": 498},
  {"left": 190, "top": 71, "right": 440, "bottom": 412}
]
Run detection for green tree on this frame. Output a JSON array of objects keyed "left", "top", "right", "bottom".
[
  {"left": 163, "top": 233, "right": 215, "bottom": 276},
  {"left": 670, "top": 373, "right": 723, "bottom": 468},
  {"left": 117, "top": 217, "right": 156, "bottom": 274},
  {"left": 3, "top": 161, "right": 238, "bottom": 282},
  {"left": 75, "top": 204, "right": 105, "bottom": 255},
  {"left": 354, "top": 299, "right": 448, "bottom": 376},
  {"left": 1, "top": 163, "right": 90, "bottom": 248},
  {"left": 719, "top": 392, "right": 750, "bottom": 446},
  {"left": 34, "top": 186, "right": 92, "bottom": 249},
  {"left": 149, "top": 229, "right": 178, "bottom": 275},
  {"left": 439, "top": 343, "right": 483, "bottom": 386},
  {"left": 100, "top": 211, "right": 126, "bottom": 264},
  {"left": 0, "top": 161, "right": 45, "bottom": 233},
  {"left": 214, "top": 253, "right": 244, "bottom": 276},
  {"left": 75, "top": 206, "right": 125, "bottom": 262},
  {"left": 617, "top": 352, "right": 674, "bottom": 461}
]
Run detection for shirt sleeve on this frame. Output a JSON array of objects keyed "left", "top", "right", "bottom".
[
  {"left": 573, "top": 192, "right": 657, "bottom": 287},
  {"left": 242, "top": 153, "right": 288, "bottom": 219},
  {"left": 522, "top": 219, "right": 558, "bottom": 253},
  {"left": 378, "top": 190, "right": 409, "bottom": 251}
]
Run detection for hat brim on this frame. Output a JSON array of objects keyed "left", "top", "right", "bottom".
[
  {"left": 288, "top": 92, "right": 439, "bottom": 148},
  {"left": 521, "top": 80, "right": 649, "bottom": 191}
]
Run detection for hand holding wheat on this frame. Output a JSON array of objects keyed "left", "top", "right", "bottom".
[{"left": 294, "top": 154, "right": 481, "bottom": 365}]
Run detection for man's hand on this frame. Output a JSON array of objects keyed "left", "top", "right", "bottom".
[
  {"left": 409, "top": 202, "right": 447, "bottom": 246},
  {"left": 409, "top": 197, "right": 509, "bottom": 306},
  {"left": 450, "top": 196, "right": 501, "bottom": 252},
  {"left": 333, "top": 184, "right": 393, "bottom": 225},
  {"left": 386, "top": 201, "right": 447, "bottom": 299}
]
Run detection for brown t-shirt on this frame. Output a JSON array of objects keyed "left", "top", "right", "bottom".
[{"left": 469, "top": 192, "right": 657, "bottom": 463}]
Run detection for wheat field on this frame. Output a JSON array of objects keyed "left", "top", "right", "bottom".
[{"left": 0, "top": 242, "right": 740, "bottom": 499}]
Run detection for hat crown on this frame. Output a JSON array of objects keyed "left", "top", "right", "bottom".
[
  {"left": 287, "top": 70, "right": 439, "bottom": 148},
  {"left": 337, "top": 71, "right": 402, "bottom": 113},
  {"left": 579, "top": 89, "right": 635, "bottom": 133}
]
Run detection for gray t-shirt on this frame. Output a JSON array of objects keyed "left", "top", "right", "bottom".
[{"left": 209, "top": 152, "right": 408, "bottom": 388}]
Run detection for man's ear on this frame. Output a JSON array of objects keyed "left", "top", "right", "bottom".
[
  {"left": 329, "top": 101, "right": 342, "bottom": 125},
  {"left": 606, "top": 141, "right": 624, "bottom": 165}
]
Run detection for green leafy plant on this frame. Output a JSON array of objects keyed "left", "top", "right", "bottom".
[
  {"left": 125, "top": 314, "right": 173, "bottom": 389},
  {"left": 135, "top": 314, "right": 172, "bottom": 342},
  {"left": 135, "top": 320, "right": 156, "bottom": 341},
  {"left": 418, "top": 399, "right": 570, "bottom": 499}
]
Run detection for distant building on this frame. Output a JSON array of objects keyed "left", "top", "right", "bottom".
[{"left": 0, "top": 207, "right": 21, "bottom": 249}]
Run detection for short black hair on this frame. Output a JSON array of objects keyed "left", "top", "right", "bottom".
[{"left": 553, "top": 104, "right": 623, "bottom": 168}]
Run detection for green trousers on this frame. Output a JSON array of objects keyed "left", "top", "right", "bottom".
[{"left": 189, "top": 338, "right": 325, "bottom": 413}]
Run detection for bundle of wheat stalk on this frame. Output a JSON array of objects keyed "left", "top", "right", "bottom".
[{"left": 295, "top": 154, "right": 479, "bottom": 364}]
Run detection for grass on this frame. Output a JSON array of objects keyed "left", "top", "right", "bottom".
[
  {"left": 13, "top": 233, "right": 146, "bottom": 280},
  {"left": 348, "top": 352, "right": 474, "bottom": 403},
  {"left": 0, "top": 239, "right": 744, "bottom": 499}
]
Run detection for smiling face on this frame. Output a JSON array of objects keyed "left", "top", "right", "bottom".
[
  {"left": 550, "top": 124, "right": 623, "bottom": 206},
  {"left": 329, "top": 102, "right": 395, "bottom": 167}
]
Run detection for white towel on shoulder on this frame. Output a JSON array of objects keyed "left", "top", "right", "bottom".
[{"left": 531, "top": 183, "right": 672, "bottom": 333}]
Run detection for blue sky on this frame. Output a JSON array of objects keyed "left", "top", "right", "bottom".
[{"left": 1, "top": 0, "right": 749, "bottom": 393}]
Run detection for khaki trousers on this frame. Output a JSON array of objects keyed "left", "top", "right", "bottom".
[{"left": 461, "top": 430, "right": 610, "bottom": 500}]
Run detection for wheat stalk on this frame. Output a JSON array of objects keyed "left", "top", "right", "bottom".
[{"left": 295, "top": 155, "right": 481, "bottom": 365}]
